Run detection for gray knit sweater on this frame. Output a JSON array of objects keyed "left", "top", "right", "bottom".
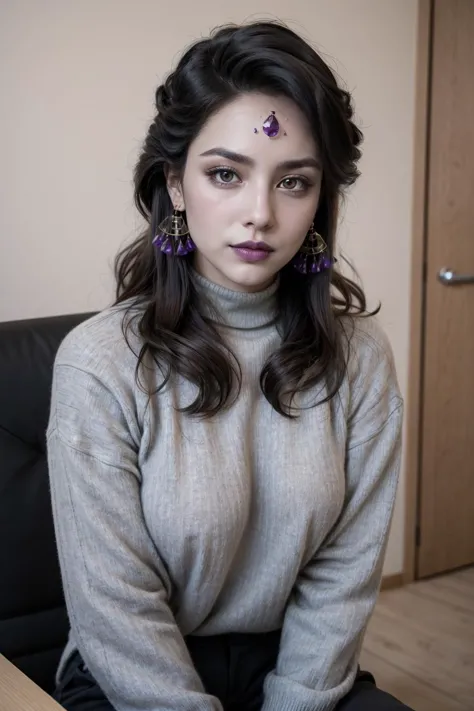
[{"left": 47, "top": 273, "right": 403, "bottom": 711}]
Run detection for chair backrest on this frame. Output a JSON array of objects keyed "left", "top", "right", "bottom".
[{"left": 0, "top": 312, "right": 95, "bottom": 692}]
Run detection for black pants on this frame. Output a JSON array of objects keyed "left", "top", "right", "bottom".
[{"left": 53, "top": 631, "right": 414, "bottom": 710}]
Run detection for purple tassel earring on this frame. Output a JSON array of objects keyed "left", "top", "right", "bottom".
[
  {"left": 292, "top": 224, "right": 335, "bottom": 275},
  {"left": 152, "top": 209, "right": 195, "bottom": 256}
]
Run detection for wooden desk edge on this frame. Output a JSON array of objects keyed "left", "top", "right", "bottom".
[{"left": 0, "top": 654, "right": 62, "bottom": 710}]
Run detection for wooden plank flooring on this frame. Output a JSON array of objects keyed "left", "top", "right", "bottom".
[{"left": 361, "top": 567, "right": 474, "bottom": 710}]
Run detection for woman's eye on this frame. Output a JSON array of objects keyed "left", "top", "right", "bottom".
[
  {"left": 208, "top": 168, "right": 239, "bottom": 185},
  {"left": 280, "top": 176, "right": 308, "bottom": 191}
]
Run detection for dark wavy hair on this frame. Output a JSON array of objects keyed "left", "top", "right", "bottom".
[{"left": 115, "top": 20, "right": 372, "bottom": 418}]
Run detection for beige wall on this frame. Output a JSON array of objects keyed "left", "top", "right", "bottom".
[{"left": 0, "top": 0, "right": 418, "bottom": 575}]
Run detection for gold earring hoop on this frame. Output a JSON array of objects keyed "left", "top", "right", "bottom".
[
  {"left": 152, "top": 208, "right": 195, "bottom": 256},
  {"left": 292, "top": 223, "right": 334, "bottom": 275},
  {"left": 300, "top": 224, "right": 327, "bottom": 256}
]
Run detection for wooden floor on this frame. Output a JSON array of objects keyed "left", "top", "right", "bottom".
[{"left": 361, "top": 566, "right": 474, "bottom": 710}]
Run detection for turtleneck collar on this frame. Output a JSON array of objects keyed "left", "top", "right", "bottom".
[{"left": 192, "top": 271, "right": 279, "bottom": 330}]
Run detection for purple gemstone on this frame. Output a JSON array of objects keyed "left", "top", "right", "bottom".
[
  {"left": 322, "top": 257, "right": 332, "bottom": 270},
  {"left": 176, "top": 240, "right": 187, "bottom": 256},
  {"left": 160, "top": 239, "right": 172, "bottom": 254},
  {"left": 185, "top": 237, "right": 196, "bottom": 253},
  {"left": 152, "top": 233, "right": 165, "bottom": 247},
  {"left": 262, "top": 112, "right": 280, "bottom": 138},
  {"left": 293, "top": 253, "right": 312, "bottom": 274}
]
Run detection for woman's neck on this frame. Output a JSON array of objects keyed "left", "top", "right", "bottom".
[{"left": 192, "top": 270, "right": 279, "bottom": 330}]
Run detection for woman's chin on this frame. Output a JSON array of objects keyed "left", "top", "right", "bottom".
[
  {"left": 193, "top": 254, "right": 275, "bottom": 292},
  {"left": 222, "top": 263, "right": 278, "bottom": 293}
]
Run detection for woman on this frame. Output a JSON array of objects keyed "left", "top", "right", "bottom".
[{"left": 47, "top": 20, "right": 410, "bottom": 711}]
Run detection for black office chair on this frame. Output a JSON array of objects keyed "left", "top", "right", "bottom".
[{"left": 0, "top": 312, "right": 94, "bottom": 692}]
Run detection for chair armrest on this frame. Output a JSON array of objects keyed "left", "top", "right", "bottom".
[{"left": 0, "top": 654, "right": 62, "bottom": 710}]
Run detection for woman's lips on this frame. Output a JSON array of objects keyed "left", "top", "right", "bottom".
[{"left": 231, "top": 241, "right": 274, "bottom": 263}]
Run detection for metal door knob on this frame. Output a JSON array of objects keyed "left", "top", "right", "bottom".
[{"left": 437, "top": 267, "right": 474, "bottom": 285}]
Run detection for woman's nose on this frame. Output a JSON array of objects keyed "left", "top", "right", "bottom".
[{"left": 243, "top": 186, "right": 274, "bottom": 232}]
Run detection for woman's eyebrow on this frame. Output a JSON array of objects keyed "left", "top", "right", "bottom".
[{"left": 199, "top": 147, "right": 321, "bottom": 171}]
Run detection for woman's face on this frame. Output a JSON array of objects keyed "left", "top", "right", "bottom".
[{"left": 167, "top": 92, "right": 322, "bottom": 293}]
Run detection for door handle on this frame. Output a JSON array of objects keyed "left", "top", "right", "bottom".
[{"left": 437, "top": 267, "right": 474, "bottom": 285}]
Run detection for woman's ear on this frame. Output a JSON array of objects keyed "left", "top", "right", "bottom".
[{"left": 166, "top": 169, "right": 185, "bottom": 211}]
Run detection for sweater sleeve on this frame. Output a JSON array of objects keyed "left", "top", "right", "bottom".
[
  {"left": 261, "top": 325, "right": 404, "bottom": 711},
  {"left": 47, "top": 356, "right": 222, "bottom": 711}
]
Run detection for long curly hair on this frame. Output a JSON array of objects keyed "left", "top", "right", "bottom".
[{"left": 115, "top": 21, "right": 372, "bottom": 418}]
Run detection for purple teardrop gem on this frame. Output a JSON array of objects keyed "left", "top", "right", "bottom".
[
  {"left": 152, "top": 233, "right": 165, "bottom": 247},
  {"left": 293, "top": 255, "right": 306, "bottom": 273},
  {"left": 176, "top": 240, "right": 187, "bottom": 256},
  {"left": 185, "top": 237, "right": 196, "bottom": 253},
  {"left": 262, "top": 112, "right": 280, "bottom": 138},
  {"left": 160, "top": 239, "right": 173, "bottom": 255}
]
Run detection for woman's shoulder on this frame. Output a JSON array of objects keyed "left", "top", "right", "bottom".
[
  {"left": 340, "top": 312, "right": 395, "bottom": 361},
  {"left": 54, "top": 299, "right": 145, "bottom": 379},
  {"left": 49, "top": 300, "right": 148, "bottom": 450},
  {"left": 338, "top": 314, "right": 401, "bottom": 401}
]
